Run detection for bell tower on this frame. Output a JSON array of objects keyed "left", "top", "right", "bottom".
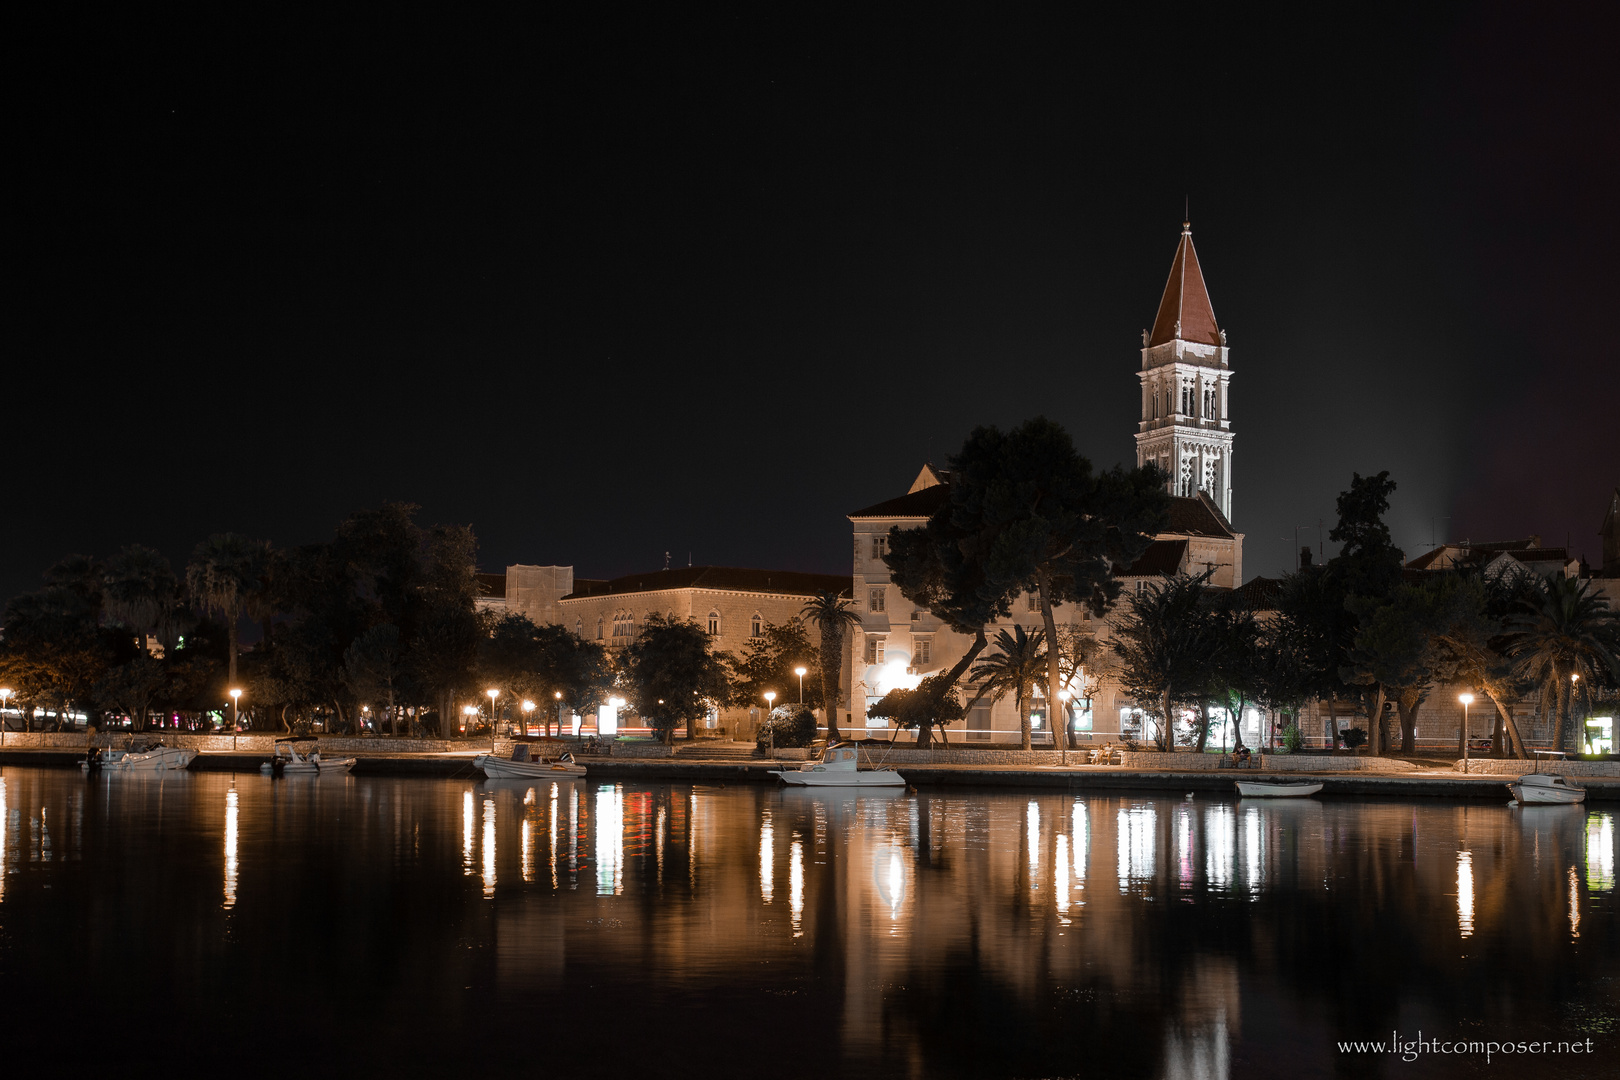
[{"left": 1134, "top": 221, "right": 1235, "bottom": 521}]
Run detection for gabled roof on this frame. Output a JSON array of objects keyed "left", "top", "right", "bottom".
[
  {"left": 1147, "top": 222, "right": 1222, "bottom": 347},
  {"left": 1164, "top": 493, "right": 1237, "bottom": 538},
  {"left": 1115, "top": 538, "right": 1189, "bottom": 577},
  {"left": 561, "top": 566, "right": 851, "bottom": 601},
  {"left": 849, "top": 483, "right": 951, "bottom": 520}
]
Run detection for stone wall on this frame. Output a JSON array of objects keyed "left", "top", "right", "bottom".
[
  {"left": 1448, "top": 758, "right": 1620, "bottom": 777},
  {"left": 1120, "top": 750, "right": 1417, "bottom": 773}
]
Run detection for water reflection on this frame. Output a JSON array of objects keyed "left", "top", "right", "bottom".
[
  {"left": 223, "top": 787, "right": 238, "bottom": 909},
  {"left": 595, "top": 784, "right": 622, "bottom": 896},
  {"left": 1457, "top": 850, "right": 1474, "bottom": 937},
  {"left": 1588, "top": 812, "right": 1613, "bottom": 892},
  {"left": 0, "top": 769, "right": 1615, "bottom": 1079}
]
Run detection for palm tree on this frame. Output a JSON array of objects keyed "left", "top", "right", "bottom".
[
  {"left": 968, "top": 625, "right": 1047, "bottom": 751},
  {"left": 801, "top": 590, "right": 862, "bottom": 744},
  {"left": 1502, "top": 575, "right": 1620, "bottom": 752},
  {"left": 186, "top": 533, "right": 270, "bottom": 689},
  {"left": 102, "top": 545, "right": 179, "bottom": 655}
]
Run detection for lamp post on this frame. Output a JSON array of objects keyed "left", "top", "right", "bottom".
[
  {"left": 229, "top": 688, "right": 242, "bottom": 751},
  {"left": 522, "top": 699, "right": 535, "bottom": 737},
  {"left": 0, "top": 687, "right": 10, "bottom": 748},
  {"left": 794, "top": 666, "right": 807, "bottom": 704},
  {"left": 462, "top": 704, "right": 477, "bottom": 736},
  {"left": 554, "top": 690, "right": 564, "bottom": 738},
  {"left": 764, "top": 691, "right": 776, "bottom": 757},
  {"left": 1459, "top": 693, "right": 1474, "bottom": 774},
  {"left": 486, "top": 689, "right": 500, "bottom": 750},
  {"left": 1571, "top": 672, "right": 1582, "bottom": 754}
]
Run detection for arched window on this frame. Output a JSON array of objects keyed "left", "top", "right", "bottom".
[
  {"left": 612, "top": 610, "right": 635, "bottom": 639},
  {"left": 707, "top": 611, "right": 721, "bottom": 636},
  {"left": 596, "top": 617, "right": 604, "bottom": 640},
  {"left": 750, "top": 613, "right": 763, "bottom": 638},
  {"left": 575, "top": 619, "right": 584, "bottom": 638}
]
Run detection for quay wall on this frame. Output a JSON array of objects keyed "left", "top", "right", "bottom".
[
  {"left": 1447, "top": 759, "right": 1620, "bottom": 777},
  {"left": 1118, "top": 751, "right": 1418, "bottom": 773},
  {"left": 0, "top": 732, "right": 476, "bottom": 754}
]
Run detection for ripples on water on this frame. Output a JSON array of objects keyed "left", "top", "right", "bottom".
[{"left": 0, "top": 768, "right": 1615, "bottom": 1079}]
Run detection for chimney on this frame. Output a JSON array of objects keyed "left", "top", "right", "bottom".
[{"left": 1299, "top": 546, "right": 1314, "bottom": 570}]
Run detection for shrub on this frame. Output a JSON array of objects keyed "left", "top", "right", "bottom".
[
  {"left": 1341, "top": 727, "right": 1368, "bottom": 750},
  {"left": 756, "top": 705, "right": 816, "bottom": 751},
  {"left": 1280, "top": 724, "right": 1303, "bottom": 754}
]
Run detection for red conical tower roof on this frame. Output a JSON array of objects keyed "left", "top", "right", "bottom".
[{"left": 1147, "top": 222, "right": 1221, "bottom": 347}]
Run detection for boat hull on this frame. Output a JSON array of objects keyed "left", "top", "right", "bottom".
[
  {"left": 1235, "top": 780, "right": 1323, "bottom": 798},
  {"left": 1508, "top": 783, "right": 1585, "bottom": 805},
  {"left": 773, "top": 769, "right": 907, "bottom": 788},
  {"left": 475, "top": 754, "right": 587, "bottom": 779}
]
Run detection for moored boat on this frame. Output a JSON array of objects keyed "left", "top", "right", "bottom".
[
  {"left": 82, "top": 738, "right": 196, "bottom": 773},
  {"left": 260, "top": 737, "right": 356, "bottom": 775},
  {"left": 770, "top": 743, "right": 907, "bottom": 787},
  {"left": 1507, "top": 773, "right": 1586, "bottom": 805},
  {"left": 476, "top": 741, "right": 587, "bottom": 779},
  {"left": 1235, "top": 779, "right": 1323, "bottom": 798}
]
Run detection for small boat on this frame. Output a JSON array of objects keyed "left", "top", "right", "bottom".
[
  {"left": 82, "top": 738, "right": 196, "bottom": 773},
  {"left": 770, "top": 743, "right": 907, "bottom": 787},
  {"left": 260, "top": 737, "right": 356, "bottom": 776},
  {"left": 475, "top": 741, "right": 587, "bottom": 779},
  {"left": 1235, "top": 779, "right": 1323, "bottom": 798},
  {"left": 1507, "top": 773, "right": 1586, "bottom": 805}
]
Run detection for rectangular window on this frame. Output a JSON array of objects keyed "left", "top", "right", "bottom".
[
  {"left": 869, "top": 587, "right": 885, "bottom": 613},
  {"left": 865, "top": 637, "right": 886, "bottom": 664},
  {"left": 914, "top": 637, "right": 931, "bottom": 666},
  {"left": 1027, "top": 592, "right": 1040, "bottom": 612},
  {"left": 871, "top": 536, "right": 888, "bottom": 560}
]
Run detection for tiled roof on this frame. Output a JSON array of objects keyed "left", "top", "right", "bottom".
[
  {"left": 1164, "top": 493, "right": 1236, "bottom": 538},
  {"left": 1115, "top": 539, "right": 1188, "bottom": 577},
  {"left": 1234, "top": 575, "right": 1283, "bottom": 612},
  {"left": 561, "top": 567, "right": 852, "bottom": 601},
  {"left": 476, "top": 572, "right": 506, "bottom": 599},
  {"left": 1147, "top": 223, "right": 1221, "bottom": 347},
  {"left": 848, "top": 484, "right": 951, "bottom": 519}
]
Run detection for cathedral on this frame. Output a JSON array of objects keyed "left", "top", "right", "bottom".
[{"left": 843, "top": 221, "right": 1245, "bottom": 742}]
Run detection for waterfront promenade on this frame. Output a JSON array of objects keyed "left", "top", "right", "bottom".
[{"left": 3, "top": 735, "right": 1616, "bottom": 800}]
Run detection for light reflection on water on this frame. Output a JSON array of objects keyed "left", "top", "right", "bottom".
[{"left": 0, "top": 769, "right": 1616, "bottom": 1079}]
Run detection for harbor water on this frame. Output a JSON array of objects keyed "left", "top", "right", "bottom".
[{"left": 0, "top": 767, "right": 1614, "bottom": 1078}]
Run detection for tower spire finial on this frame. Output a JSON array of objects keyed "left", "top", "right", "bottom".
[{"left": 1184, "top": 195, "right": 1189, "bottom": 232}]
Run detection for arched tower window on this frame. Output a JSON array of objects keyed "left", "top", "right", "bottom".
[
  {"left": 750, "top": 613, "right": 763, "bottom": 638},
  {"left": 707, "top": 611, "right": 721, "bottom": 636}
]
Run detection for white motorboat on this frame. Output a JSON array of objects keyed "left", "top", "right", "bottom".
[
  {"left": 82, "top": 740, "right": 196, "bottom": 773},
  {"left": 1235, "top": 779, "right": 1323, "bottom": 798},
  {"left": 476, "top": 743, "right": 587, "bottom": 779},
  {"left": 770, "top": 743, "right": 907, "bottom": 787},
  {"left": 260, "top": 738, "right": 356, "bottom": 775},
  {"left": 1507, "top": 773, "right": 1586, "bottom": 805}
]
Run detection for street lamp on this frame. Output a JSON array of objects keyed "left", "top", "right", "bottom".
[
  {"left": 522, "top": 699, "right": 535, "bottom": 737},
  {"left": 462, "top": 704, "right": 477, "bottom": 735},
  {"left": 1459, "top": 692, "right": 1474, "bottom": 774},
  {"left": 0, "top": 687, "right": 10, "bottom": 748},
  {"left": 486, "top": 689, "right": 500, "bottom": 750},
  {"left": 554, "top": 690, "right": 564, "bottom": 738},
  {"left": 229, "top": 688, "right": 242, "bottom": 751},
  {"left": 764, "top": 691, "right": 776, "bottom": 757},
  {"left": 794, "top": 666, "right": 807, "bottom": 704}
]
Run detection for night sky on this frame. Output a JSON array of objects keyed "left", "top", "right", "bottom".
[{"left": 9, "top": 4, "right": 1618, "bottom": 604}]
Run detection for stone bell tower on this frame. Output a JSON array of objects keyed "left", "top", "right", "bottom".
[{"left": 1134, "top": 221, "right": 1235, "bottom": 521}]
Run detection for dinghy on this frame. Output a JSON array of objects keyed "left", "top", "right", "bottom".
[
  {"left": 82, "top": 738, "right": 196, "bottom": 773},
  {"left": 1235, "top": 779, "right": 1323, "bottom": 798},
  {"left": 260, "top": 737, "right": 356, "bottom": 775}
]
